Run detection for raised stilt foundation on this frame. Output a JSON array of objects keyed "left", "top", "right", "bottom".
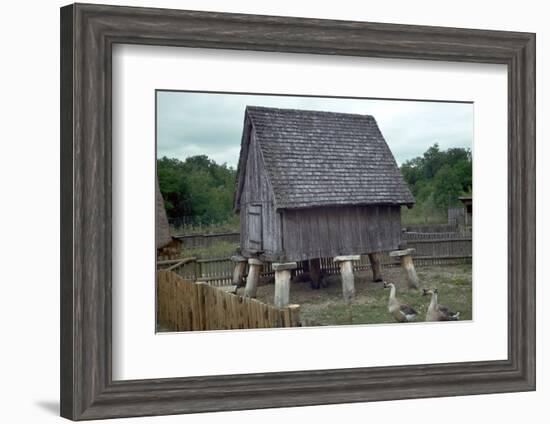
[
  {"left": 333, "top": 255, "right": 361, "bottom": 303},
  {"left": 389, "top": 248, "right": 419, "bottom": 289}
]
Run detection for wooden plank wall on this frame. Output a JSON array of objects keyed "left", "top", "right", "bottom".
[
  {"left": 157, "top": 270, "right": 300, "bottom": 331},
  {"left": 281, "top": 205, "right": 401, "bottom": 261},
  {"left": 407, "top": 238, "right": 472, "bottom": 257}
]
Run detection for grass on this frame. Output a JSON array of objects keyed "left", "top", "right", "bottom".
[
  {"left": 179, "top": 240, "right": 239, "bottom": 260},
  {"left": 253, "top": 264, "right": 472, "bottom": 326},
  {"left": 169, "top": 216, "right": 240, "bottom": 259},
  {"left": 170, "top": 215, "right": 240, "bottom": 236}
]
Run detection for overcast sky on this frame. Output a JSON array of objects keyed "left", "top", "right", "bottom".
[{"left": 157, "top": 91, "right": 473, "bottom": 169}]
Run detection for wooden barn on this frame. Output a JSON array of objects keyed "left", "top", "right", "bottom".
[{"left": 233, "top": 106, "right": 415, "bottom": 306}]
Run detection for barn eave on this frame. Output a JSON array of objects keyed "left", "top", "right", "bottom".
[{"left": 273, "top": 199, "right": 415, "bottom": 211}]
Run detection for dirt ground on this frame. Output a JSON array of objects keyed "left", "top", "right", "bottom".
[{"left": 250, "top": 264, "right": 472, "bottom": 326}]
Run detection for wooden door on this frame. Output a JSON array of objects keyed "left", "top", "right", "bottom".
[{"left": 248, "top": 204, "right": 262, "bottom": 251}]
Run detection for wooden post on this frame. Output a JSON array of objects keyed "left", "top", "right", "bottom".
[
  {"left": 401, "top": 255, "right": 419, "bottom": 289},
  {"left": 367, "top": 252, "right": 383, "bottom": 282},
  {"left": 333, "top": 255, "right": 361, "bottom": 303},
  {"left": 309, "top": 258, "right": 322, "bottom": 289},
  {"left": 196, "top": 281, "right": 207, "bottom": 331},
  {"left": 389, "top": 248, "right": 419, "bottom": 289},
  {"left": 272, "top": 262, "right": 297, "bottom": 308},
  {"left": 244, "top": 258, "right": 263, "bottom": 298},
  {"left": 288, "top": 304, "right": 301, "bottom": 327},
  {"left": 193, "top": 260, "right": 203, "bottom": 281},
  {"left": 231, "top": 255, "right": 247, "bottom": 287}
]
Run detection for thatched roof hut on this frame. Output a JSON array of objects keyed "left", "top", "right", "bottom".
[
  {"left": 156, "top": 177, "right": 172, "bottom": 250},
  {"left": 234, "top": 106, "right": 414, "bottom": 262}
]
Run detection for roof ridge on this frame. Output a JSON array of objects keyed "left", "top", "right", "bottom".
[{"left": 245, "top": 105, "right": 374, "bottom": 119}]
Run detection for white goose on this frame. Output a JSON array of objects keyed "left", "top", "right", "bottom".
[
  {"left": 384, "top": 282, "right": 417, "bottom": 323},
  {"left": 422, "top": 288, "right": 460, "bottom": 321}
]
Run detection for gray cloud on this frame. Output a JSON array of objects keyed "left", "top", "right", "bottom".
[{"left": 157, "top": 91, "right": 473, "bottom": 168}]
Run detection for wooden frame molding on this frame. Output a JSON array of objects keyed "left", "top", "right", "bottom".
[{"left": 60, "top": 3, "right": 535, "bottom": 420}]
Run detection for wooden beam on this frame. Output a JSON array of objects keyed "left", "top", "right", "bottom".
[
  {"left": 389, "top": 248, "right": 419, "bottom": 289},
  {"left": 338, "top": 260, "right": 355, "bottom": 303},
  {"left": 157, "top": 256, "right": 197, "bottom": 266},
  {"left": 274, "top": 269, "right": 291, "bottom": 308},
  {"left": 333, "top": 255, "right": 361, "bottom": 262},
  {"left": 401, "top": 255, "right": 420, "bottom": 289},
  {"left": 272, "top": 262, "right": 297, "bottom": 271},
  {"left": 244, "top": 258, "right": 263, "bottom": 298},
  {"left": 165, "top": 257, "right": 197, "bottom": 272},
  {"left": 309, "top": 258, "right": 322, "bottom": 289},
  {"left": 231, "top": 255, "right": 247, "bottom": 287},
  {"left": 333, "top": 256, "right": 360, "bottom": 303},
  {"left": 273, "top": 262, "right": 297, "bottom": 307},
  {"left": 367, "top": 252, "right": 383, "bottom": 282},
  {"left": 288, "top": 304, "right": 301, "bottom": 327}
]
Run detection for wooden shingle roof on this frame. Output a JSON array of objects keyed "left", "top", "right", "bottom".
[{"left": 235, "top": 106, "right": 415, "bottom": 210}]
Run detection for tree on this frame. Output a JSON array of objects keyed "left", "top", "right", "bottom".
[
  {"left": 422, "top": 143, "right": 445, "bottom": 179},
  {"left": 157, "top": 155, "right": 237, "bottom": 225},
  {"left": 433, "top": 164, "right": 463, "bottom": 209},
  {"left": 399, "top": 144, "right": 472, "bottom": 215}
]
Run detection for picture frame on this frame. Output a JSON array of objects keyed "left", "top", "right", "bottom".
[{"left": 60, "top": 3, "right": 535, "bottom": 421}]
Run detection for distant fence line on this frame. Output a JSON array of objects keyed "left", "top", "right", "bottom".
[
  {"left": 157, "top": 270, "right": 300, "bottom": 331},
  {"left": 401, "top": 221, "right": 472, "bottom": 240},
  {"left": 173, "top": 231, "right": 240, "bottom": 248},
  {"left": 158, "top": 236, "right": 472, "bottom": 287},
  {"left": 401, "top": 223, "right": 460, "bottom": 233},
  {"left": 407, "top": 237, "right": 472, "bottom": 257},
  {"left": 173, "top": 224, "right": 471, "bottom": 249},
  {"left": 401, "top": 231, "right": 471, "bottom": 240}
]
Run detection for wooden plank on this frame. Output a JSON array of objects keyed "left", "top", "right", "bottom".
[
  {"left": 289, "top": 305, "right": 301, "bottom": 327},
  {"left": 166, "top": 257, "right": 197, "bottom": 272}
]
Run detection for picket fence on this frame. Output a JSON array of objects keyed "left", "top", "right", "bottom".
[{"left": 157, "top": 270, "right": 300, "bottom": 331}]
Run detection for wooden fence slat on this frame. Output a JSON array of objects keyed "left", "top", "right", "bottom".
[{"left": 156, "top": 272, "right": 298, "bottom": 332}]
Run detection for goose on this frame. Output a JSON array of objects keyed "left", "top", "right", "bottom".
[
  {"left": 422, "top": 288, "right": 460, "bottom": 321},
  {"left": 383, "top": 282, "right": 417, "bottom": 322}
]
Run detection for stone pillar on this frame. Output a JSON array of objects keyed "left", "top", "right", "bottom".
[
  {"left": 231, "top": 255, "right": 247, "bottom": 287},
  {"left": 309, "top": 258, "right": 322, "bottom": 289},
  {"left": 272, "top": 262, "right": 297, "bottom": 308},
  {"left": 389, "top": 248, "right": 419, "bottom": 289},
  {"left": 367, "top": 252, "right": 383, "bottom": 282},
  {"left": 244, "top": 258, "right": 263, "bottom": 298},
  {"left": 333, "top": 255, "right": 361, "bottom": 303}
]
